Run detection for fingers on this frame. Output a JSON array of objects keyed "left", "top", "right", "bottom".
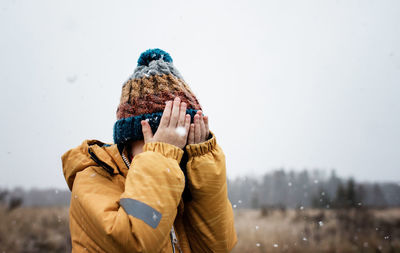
[
  {"left": 169, "top": 97, "right": 181, "bottom": 127},
  {"left": 194, "top": 114, "right": 201, "bottom": 143},
  {"left": 188, "top": 123, "right": 195, "bottom": 144},
  {"left": 188, "top": 111, "right": 209, "bottom": 145},
  {"left": 199, "top": 112, "right": 206, "bottom": 141},
  {"left": 159, "top": 101, "right": 172, "bottom": 128},
  {"left": 141, "top": 120, "right": 153, "bottom": 143},
  {"left": 204, "top": 115, "right": 210, "bottom": 139},
  {"left": 184, "top": 114, "right": 191, "bottom": 136},
  {"left": 177, "top": 102, "right": 187, "bottom": 127}
]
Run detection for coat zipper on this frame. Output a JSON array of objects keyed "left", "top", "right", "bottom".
[
  {"left": 170, "top": 226, "right": 182, "bottom": 253},
  {"left": 121, "top": 152, "right": 131, "bottom": 168}
]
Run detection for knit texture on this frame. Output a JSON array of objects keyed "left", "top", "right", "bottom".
[{"left": 113, "top": 49, "right": 202, "bottom": 144}]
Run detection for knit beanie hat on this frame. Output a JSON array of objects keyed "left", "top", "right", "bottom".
[{"left": 113, "top": 49, "right": 202, "bottom": 144}]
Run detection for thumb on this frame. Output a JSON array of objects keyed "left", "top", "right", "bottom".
[{"left": 141, "top": 120, "right": 153, "bottom": 143}]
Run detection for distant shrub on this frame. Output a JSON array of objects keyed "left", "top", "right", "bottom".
[
  {"left": 0, "top": 190, "right": 8, "bottom": 203},
  {"left": 8, "top": 196, "right": 23, "bottom": 211}
]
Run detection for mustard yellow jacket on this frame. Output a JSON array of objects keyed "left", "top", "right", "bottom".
[{"left": 61, "top": 133, "right": 237, "bottom": 252}]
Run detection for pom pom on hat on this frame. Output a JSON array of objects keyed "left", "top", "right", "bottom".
[{"left": 137, "top": 48, "right": 173, "bottom": 67}]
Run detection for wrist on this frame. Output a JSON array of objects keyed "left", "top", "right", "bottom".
[
  {"left": 185, "top": 131, "right": 217, "bottom": 157},
  {"left": 143, "top": 142, "right": 184, "bottom": 162}
]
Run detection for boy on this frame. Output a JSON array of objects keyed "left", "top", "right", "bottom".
[{"left": 62, "top": 49, "right": 237, "bottom": 252}]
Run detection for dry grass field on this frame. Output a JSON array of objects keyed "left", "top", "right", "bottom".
[
  {"left": 0, "top": 205, "right": 70, "bottom": 253},
  {"left": 0, "top": 205, "right": 399, "bottom": 253},
  {"left": 232, "top": 208, "right": 400, "bottom": 253}
]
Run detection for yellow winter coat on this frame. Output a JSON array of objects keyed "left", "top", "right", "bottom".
[{"left": 61, "top": 133, "right": 237, "bottom": 252}]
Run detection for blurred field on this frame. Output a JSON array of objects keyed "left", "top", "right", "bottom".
[
  {"left": 232, "top": 207, "right": 400, "bottom": 253},
  {"left": 1, "top": 205, "right": 399, "bottom": 253},
  {"left": 0, "top": 205, "right": 70, "bottom": 253}
]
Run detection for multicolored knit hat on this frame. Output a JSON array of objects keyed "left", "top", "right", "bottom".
[{"left": 113, "top": 49, "right": 202, "bottom": 144}]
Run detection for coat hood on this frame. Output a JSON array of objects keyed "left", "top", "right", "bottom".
[{"left": 61, "top": 140, "right": 128, "bottom": 190}]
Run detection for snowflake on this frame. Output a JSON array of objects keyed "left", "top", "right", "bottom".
[
  {"left": 152, "top": 212, "right": 158, "bottom": 221},
  {"left": 175, "top": 127, "right": 186, "bottom": 137}
]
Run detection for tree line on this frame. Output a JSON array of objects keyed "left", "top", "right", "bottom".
[{"left": 228, "top": 169, "right": 400, "bottom": 209}]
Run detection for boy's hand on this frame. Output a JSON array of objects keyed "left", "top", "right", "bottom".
[
  {"left": 188, "top": 110, "right": 210, "bottom": 145},
  {"left": 141, "top": 97, "right": 191, "bottom": 149}
]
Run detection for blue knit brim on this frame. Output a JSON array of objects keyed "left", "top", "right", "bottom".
[{"left": 113, "top": 109, "right": 199, "bottom": 144}]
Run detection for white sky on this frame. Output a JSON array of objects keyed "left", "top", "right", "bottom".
[{"left": 0, "top": 0, "right": 399, "bottom": 189}]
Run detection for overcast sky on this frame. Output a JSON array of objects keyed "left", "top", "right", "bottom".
[{"left": 0, "top": 0, "right": 399, "bottom": 189}]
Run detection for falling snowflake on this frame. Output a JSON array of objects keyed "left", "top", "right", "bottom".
[
  {"left": 273, "top": 244, "right": 279, "bottom": 248},
  {"left": 255, "top": 225, "right": 259, "bottom": 230},
  {"left": 233, "top": 204, "right": 237, "bottom": 208},
  {"left": 152, "top": 212, "right": 158, "bottom": 221},
  {"left": 288, "top": 182, "right": 292, "bottom": 187},
  {"left": 302, "top": 237, "right": 307, "bottom": 241},
  {"left": 318, "top": 221, "right": 324, "bottom": 227},
  {"left": 175, "top": 126, "right": 186, "bottom": 137},
  {"left": 256, "top": 243, "right": 260, "bottom": 247},
  {"left": 238, "top": 200, "right": 242, "bottom": 204},
  {"left": 66, "top": 75, "right": 77, "bottom": 83}
]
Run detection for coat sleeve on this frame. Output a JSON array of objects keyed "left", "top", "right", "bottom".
[
  {"left": 183, "top": 133, "right": 238, "bottom": 252},
  {"left": 69, "top": 142, "right": 185, "bottom": 253}
]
